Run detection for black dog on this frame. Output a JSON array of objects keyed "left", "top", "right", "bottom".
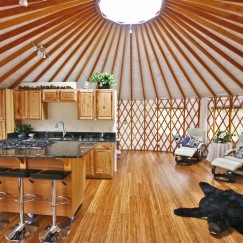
[{"left": 174, "top": 182, "right": 243, "bottom": 236}]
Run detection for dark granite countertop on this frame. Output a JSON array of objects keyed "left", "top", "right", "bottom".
[
  {"left": 0, "top": 141, "right": 97, "bottom": 158},
  {"left": 8, "top": 131, "right": 117, "bottom": 143}
]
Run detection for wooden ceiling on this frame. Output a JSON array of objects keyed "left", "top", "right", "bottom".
[{"left": 0, "top": 0, "right": 242, "bottom": 100}]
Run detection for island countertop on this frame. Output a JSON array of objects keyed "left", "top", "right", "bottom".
[
  {"left": 0, "top": 140, "right": 91, "bottom": 217},
  {"left": 0, "top": 141, "right": 97, "bottom": 158}
]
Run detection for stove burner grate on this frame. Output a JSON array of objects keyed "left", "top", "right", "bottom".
[{"left": 0, "top": 139, "right": 54, "bottom": 150}]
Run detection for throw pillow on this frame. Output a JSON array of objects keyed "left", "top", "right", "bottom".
[
  {"left": 180, "top": 136, "right": 190, "bottom": 146},
  {"left": 187, "top": 135, "right": 202, "bottom": 148}
]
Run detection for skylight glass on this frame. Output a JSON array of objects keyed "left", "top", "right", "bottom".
[{"left": 98, "top": 0, "right": 164, "bottom": 25}]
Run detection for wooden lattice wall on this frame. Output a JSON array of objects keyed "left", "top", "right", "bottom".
[
  {"left": 117, "top": 96, "right": 242, "bottom": 152},
  {"left": 117, "top": 98, "right": 200, "bottom": 152},
  {"left": 207, "top": 96, "right": 243, "bottom": 148}
]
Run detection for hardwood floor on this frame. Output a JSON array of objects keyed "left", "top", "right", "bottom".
[{"left": 0, "top": 151, "right": 242, "bottom": 242}]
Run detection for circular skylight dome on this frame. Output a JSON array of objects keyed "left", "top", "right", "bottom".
[{"left": 98, "top": 0, "right": 165, "bottom": 25}]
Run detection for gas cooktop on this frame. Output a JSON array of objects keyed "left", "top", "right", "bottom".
[{"left": 0, "top": 138, "right": 54, "bottom": 150}]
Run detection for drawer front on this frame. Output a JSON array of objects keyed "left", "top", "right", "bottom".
[
  {"left": 42, "top": 90, "right": 59, "bottom": 102},
  {"left": 95, "top": 142, "right": 112, "bottom": 150},
  {"left": 59, "top": 90, "right": 77, "bottom": 102}
]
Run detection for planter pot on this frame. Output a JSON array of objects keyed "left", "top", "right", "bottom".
[
  {"left": 98, "top": 84, "right": 110, "bottom": 89},
  {"left": 18, "top": 133, "right": 28, "bottom": 139}
]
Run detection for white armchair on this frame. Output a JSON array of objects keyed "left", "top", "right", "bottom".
[
  {"left": 174, "top": 128, "right": 206, "bottom": 166},
  {"left": 211, "top": 134, "right": 243, "bottom": 182}
]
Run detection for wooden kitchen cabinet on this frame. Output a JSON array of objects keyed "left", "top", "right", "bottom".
[
  {"left": 14, "top": 90, "right": 27, "bottom": 119},
  {"left": 0, "top": 90, "right": 5, "bottom": 120},
  {"left": 94, "top": 148, "right": 113, "bottom": 177},
  {"left": 0, "top": 121, "right": 5, "bottom": 139},
  {"left": 28, "top": 90, "right": 47, "bottom": 119},
  {"left": 96, "top": 90, "right": 114, "bottom": 120},
  {"left": 14, "top": 90, "right": 47, "bottom": 120},
  {"left": 42, "top": 89, "right": 58, "bottom": 102},
  {"left": 42, "top": 89, "right": 77, "bottom": 102},
  {"left": 85, "top": 142, "right": 114, "bottom": 178},
  {"left": 0, "top": 90, "right": 6, "bottom": 139},
  {"left": 77, "top": 89, "right": 114, "bottom": 120},
  {"left": 59, "top": 89, "right": 77, "bottom": 102},
  {"left": 77, "top": 90, "right": 95, "bottom": 119},
  {"left": 83, "top": 151, "right": 94, "bottom": 176},
  {"left": 0, "top": 89, "right": 15, "bottom": 139}
]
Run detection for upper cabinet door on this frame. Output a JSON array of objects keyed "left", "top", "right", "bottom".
[
  {"left": 14, "top": 90, "right": 47, "bottom": 120},
  {"left": 96, "top": 90, "right": 114, "bottom": 120},
  {"left": 14, "top": 90, "right": 27, "bottom": 120},
  {"left": 59, "top": 90, "right": 77, "bottom": 102},
  {"left": 27, "top": 90, "right": 43, "bottom": 119},
  {"left": 1, "top": 89, "right": 15, "bottom": 135},
  {"left": 77, "top": 90, "right": 95, "bottom": 120},
  {"left": 0, "top": 121, "right": 5, "bottom": 140},
  {"left": 42, "top": 89, "right": 77, "bottom": 102},
  {"left": 0, "top": 90, "right": 5, "bottom": 120},
  {"left": 42, "top": 90, "right": 59, "bottom": 102}
]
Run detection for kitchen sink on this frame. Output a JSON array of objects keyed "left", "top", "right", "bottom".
[
  {"left": 49, "top": 137, "right": 62, "bottom": 141},
  {"left": 63, "top": 137, "right": 73, "bottom": 141}
]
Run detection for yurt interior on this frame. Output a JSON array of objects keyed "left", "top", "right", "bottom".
[{"left": 0, "top": 0, "right": 242, "bottom": 242}]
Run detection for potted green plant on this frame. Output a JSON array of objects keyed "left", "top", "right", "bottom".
[
  {"left": 215, "top": 130, "right": 235, "bottom": 143},
  {"left": 14, "top": 124, "right": 33, "bottom": 138},
  {"left": 89, "top": 72, "right": 116, "bottom": 89}
]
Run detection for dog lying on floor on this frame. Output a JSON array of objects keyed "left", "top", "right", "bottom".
[{"left": 174, "top": 182, "right": 243, "bottom": 236}]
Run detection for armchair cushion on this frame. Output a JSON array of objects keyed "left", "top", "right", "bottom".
[
  {"left": 174, "top": 147, "right": 198, "bottom": 157},
  {"left": 224, "top": 156, "right": 243, "bottom": 163},
  {"left": 211, "top": 157, "right": 243, "bottom": 171}
]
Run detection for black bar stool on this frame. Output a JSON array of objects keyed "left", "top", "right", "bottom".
[
  {"left": 30, "top": 170, "right": 71, "bottom": 242},
  {"left": 0, "top": 168, "right": 11, "bottom": 232},
  {"left": 0, "top": 168, "right": 40, "bottom": 241}
]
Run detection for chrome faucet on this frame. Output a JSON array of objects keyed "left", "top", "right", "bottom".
[{"left": 55, "top": 121, "right": 67, "bottom": 138}]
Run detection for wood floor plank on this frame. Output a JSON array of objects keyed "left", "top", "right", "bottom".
[{"left": 0, "top": 151, "right": 242, "bottom": 242}]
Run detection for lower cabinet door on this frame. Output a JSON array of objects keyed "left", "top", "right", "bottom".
[
  {"left": 84, "top": 152, "right": 94, "bottom": 176},
  {"left": 93, "top": 149, "right": 113, "bottom": 177}
]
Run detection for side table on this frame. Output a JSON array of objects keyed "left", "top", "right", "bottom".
[{"left": 206, "top": 142, "right": 232, "bottom": 162}]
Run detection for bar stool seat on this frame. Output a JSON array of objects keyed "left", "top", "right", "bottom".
[
  {"left": 0, "top": 168, "right": 11, "bottom": 232},
  {"left": 30, "top": 170, "right": 71, "bottom": 243},
  {"left": 0, "top": 168, "right": 40, "bottom": 241},
  {"left": 31, "top": 170, "right": 70, "bottom": 180}
]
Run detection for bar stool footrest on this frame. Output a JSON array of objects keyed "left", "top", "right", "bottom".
[
  {"left": 14, "top": 193, "right": 37, "bottom": 203},
  {"left": 48, "top": 195, "right": 69, "bottom": 205}
]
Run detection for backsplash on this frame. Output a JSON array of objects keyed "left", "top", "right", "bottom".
[{"left": 25, "top": 102, "right": 116, "bottom": 133}]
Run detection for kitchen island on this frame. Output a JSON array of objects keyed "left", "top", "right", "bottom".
[{"left": 0, "top": 140, "right": 97, "bottom": 217}]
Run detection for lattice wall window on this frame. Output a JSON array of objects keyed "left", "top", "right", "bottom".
[
  {"left": 207, "top": 96, "right": 242, "bottom": 148},
  {"left": 157, "top": 98, "right": 200, "bottom": 151},
  {"left": 144, "top": 100, "right": 158, "bottom": 150},
  {"left": 117, "top": 100, "right": 132, "bottom": 150},
  {"left": 117, "top": 98, "right": 200, "bottom": 152}
]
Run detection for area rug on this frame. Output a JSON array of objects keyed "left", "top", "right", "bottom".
[{"left": 174, "top": 182, "right": 243, "bottom": 236}]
